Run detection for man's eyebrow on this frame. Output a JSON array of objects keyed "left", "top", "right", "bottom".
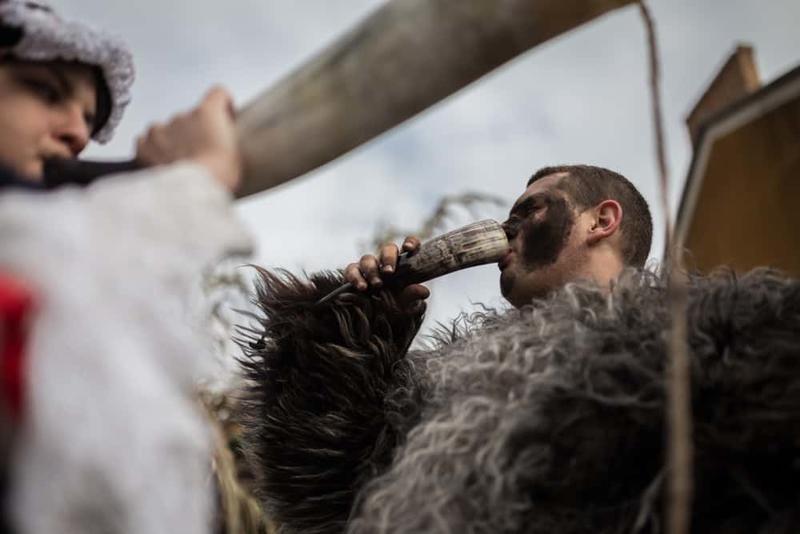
[
  {"left": 509, "top": 198, "right": 531, "bottom": 215},
  {"left": 509, "top": 193, "right": 547, "bottom": 215}
]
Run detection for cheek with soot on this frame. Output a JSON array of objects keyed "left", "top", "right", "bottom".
[{"left": 520, "top": 196, "right": 574, "bottom": 270}]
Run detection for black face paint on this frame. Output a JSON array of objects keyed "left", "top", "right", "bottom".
[
  {"left": 519, "top": 195, "right": 574, "bottom": 270},
  {"left": 499, "top": 192, "right": 576, "bottom": 302}
]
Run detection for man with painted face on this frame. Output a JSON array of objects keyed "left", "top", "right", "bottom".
[
  {"left": 240, "top": 164, "right": 655, "bottom": 530},
  {"left": 345, "top": 164, "right": 653, "bottom": 310},
  {"left": 239, "top": 163, "right": 800, "bottom": 533},
  {"left": 239, "top": 166, "right": 657, "bottom": 531}
]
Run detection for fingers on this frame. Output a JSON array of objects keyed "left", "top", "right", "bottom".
[
  {"left": 380, "top": 243, "right": 399, "bottom": 274},
  {"left": 359, "top": 254, "right": 382, "bottom": 288},
  {"left": 344, "top": 262, "right": 367, "bottom": 291},
  {"left": 400, "top": 284, "right": 430, "bottom": 315},
  {"left": 342, "top": 261, "right": 430, "bottom": 314},
  {"left": 136, "top": 123, "right": 174, "bottom": 165},
  {"left": 344, "top": 255, "right": 383, "bottom": 291},
  {"left": 133, "top": 85, "right": 241, "bottom": 192},
  {"left": 344, "top": 242, "right": 401, "bottom": 291},
  {"left": 202, "top": 86, "right": 234, "bottom": 115},
  {"left": 401, "top": 283, "right": 430, "bottom": 303},
  {"left": 343, "top": 236, "right": 425, "bottom": 300},
  {"left": 377, "top": 236, "right": 420, "bottom": 275},
  {"left": 401, "top": 236, "right": 421, "bottom": 255},
  {"left": 194, "top": 86, "right": 236, "bottom": 131}
]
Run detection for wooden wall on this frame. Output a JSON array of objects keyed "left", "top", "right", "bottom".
[{"left": 683, "top": 95, "right": 800, "bottom": 276}]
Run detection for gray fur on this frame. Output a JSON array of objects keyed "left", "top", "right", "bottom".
[{"left": 239, "top": 268, "right": 800, "bottom": 533}]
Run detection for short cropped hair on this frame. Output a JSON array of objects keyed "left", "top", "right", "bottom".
[{"left": 528, "top": 165, "right": 653, "bottom": 267}]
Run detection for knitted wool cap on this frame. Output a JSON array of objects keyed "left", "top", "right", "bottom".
[{"left": 0, "top": 0, "right": 134, "bottom": 143}]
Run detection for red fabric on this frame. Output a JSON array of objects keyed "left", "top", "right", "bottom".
[{"left": 0, "top": 273, "right": 35, "bottom": 423}]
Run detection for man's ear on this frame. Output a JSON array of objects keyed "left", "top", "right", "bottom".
[{"left": 587, "top": 199, "right": 622, "bottom": 245}]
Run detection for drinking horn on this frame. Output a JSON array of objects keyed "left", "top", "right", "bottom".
[{"left": 317, "top": 219, "right": 509, "bottom": 304}]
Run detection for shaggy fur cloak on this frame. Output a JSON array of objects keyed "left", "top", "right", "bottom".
[{"left": 238, "top": 268, "right": 800, "bottom": 534}]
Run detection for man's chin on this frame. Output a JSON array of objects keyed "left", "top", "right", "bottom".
[
  {"left": 500, "top": 271, "right": 527, "bottom": 308},
  {"left": 499, "top": 270, "right": 514, "bottom": 300},
  {"left": 500, "top": 270, "right": 554, "bottom": 308}
]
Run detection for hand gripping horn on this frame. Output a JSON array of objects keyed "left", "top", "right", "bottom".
[{"left": 317, "top": 219, "right": 509, "bottom": 305}]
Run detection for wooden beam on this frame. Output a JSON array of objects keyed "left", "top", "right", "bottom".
[{"left": 235, "top": 0, "right": 636, "bottom": 198}]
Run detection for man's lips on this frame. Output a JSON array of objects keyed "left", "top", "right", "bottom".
[{"left": 498, "top": 249, "right": 515, "bottom": 270}]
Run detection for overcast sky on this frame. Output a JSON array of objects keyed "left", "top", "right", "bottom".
[{"left": 54, "top": 0, "right": 800, "bottom": 331}]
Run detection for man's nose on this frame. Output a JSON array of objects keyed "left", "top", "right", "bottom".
[{"left": 53, "top": 105, "right": 90, "bottom": 156}]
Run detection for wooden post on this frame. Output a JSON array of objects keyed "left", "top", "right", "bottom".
[{"left": 235, "top": 0, "right": 636, "bottom": 198}]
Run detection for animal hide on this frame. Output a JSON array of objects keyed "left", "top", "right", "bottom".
[{"left": 238, "top": 268, "right": 800, "bottom": 534}]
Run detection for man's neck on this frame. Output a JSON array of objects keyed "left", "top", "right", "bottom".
[{"left": 578, "top": 248, "right": 625, "bottom": 293}]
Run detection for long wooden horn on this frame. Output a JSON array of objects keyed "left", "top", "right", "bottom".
[
  {"left": 235, "top": 0, "right": 635, "bottom": 198},
  {"left": 42, "top": 1, "right": 634, "bottom": 193}
]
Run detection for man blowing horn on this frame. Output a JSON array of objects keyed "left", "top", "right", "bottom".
[{"left": 239, "top": 165, "right": 800, "bottom": 533}]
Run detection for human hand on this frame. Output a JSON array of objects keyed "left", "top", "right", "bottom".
[
  {"left": 344, "top": 236, "right": 430, "bottom": 313},
  {"left": 135, "top": 86, "right": 241, "bottom": 192}
]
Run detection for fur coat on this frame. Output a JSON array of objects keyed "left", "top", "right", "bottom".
[{"left": 239, "top": 268, "right": 800, "bottom": 534}]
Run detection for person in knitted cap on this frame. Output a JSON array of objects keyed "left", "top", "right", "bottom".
[
  {"left": 0, "top": 2, "right": 251, "bottom": 533},
  {"left": 0, "top": 0, "right": 241, "bottom": 190},
  {"left": 0, "top": 0, "right": 133, "bottom": 182}
]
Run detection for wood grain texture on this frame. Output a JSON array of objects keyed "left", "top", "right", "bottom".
[{"left": 235, "top": 0, "right": 635, "bottom": 197}]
